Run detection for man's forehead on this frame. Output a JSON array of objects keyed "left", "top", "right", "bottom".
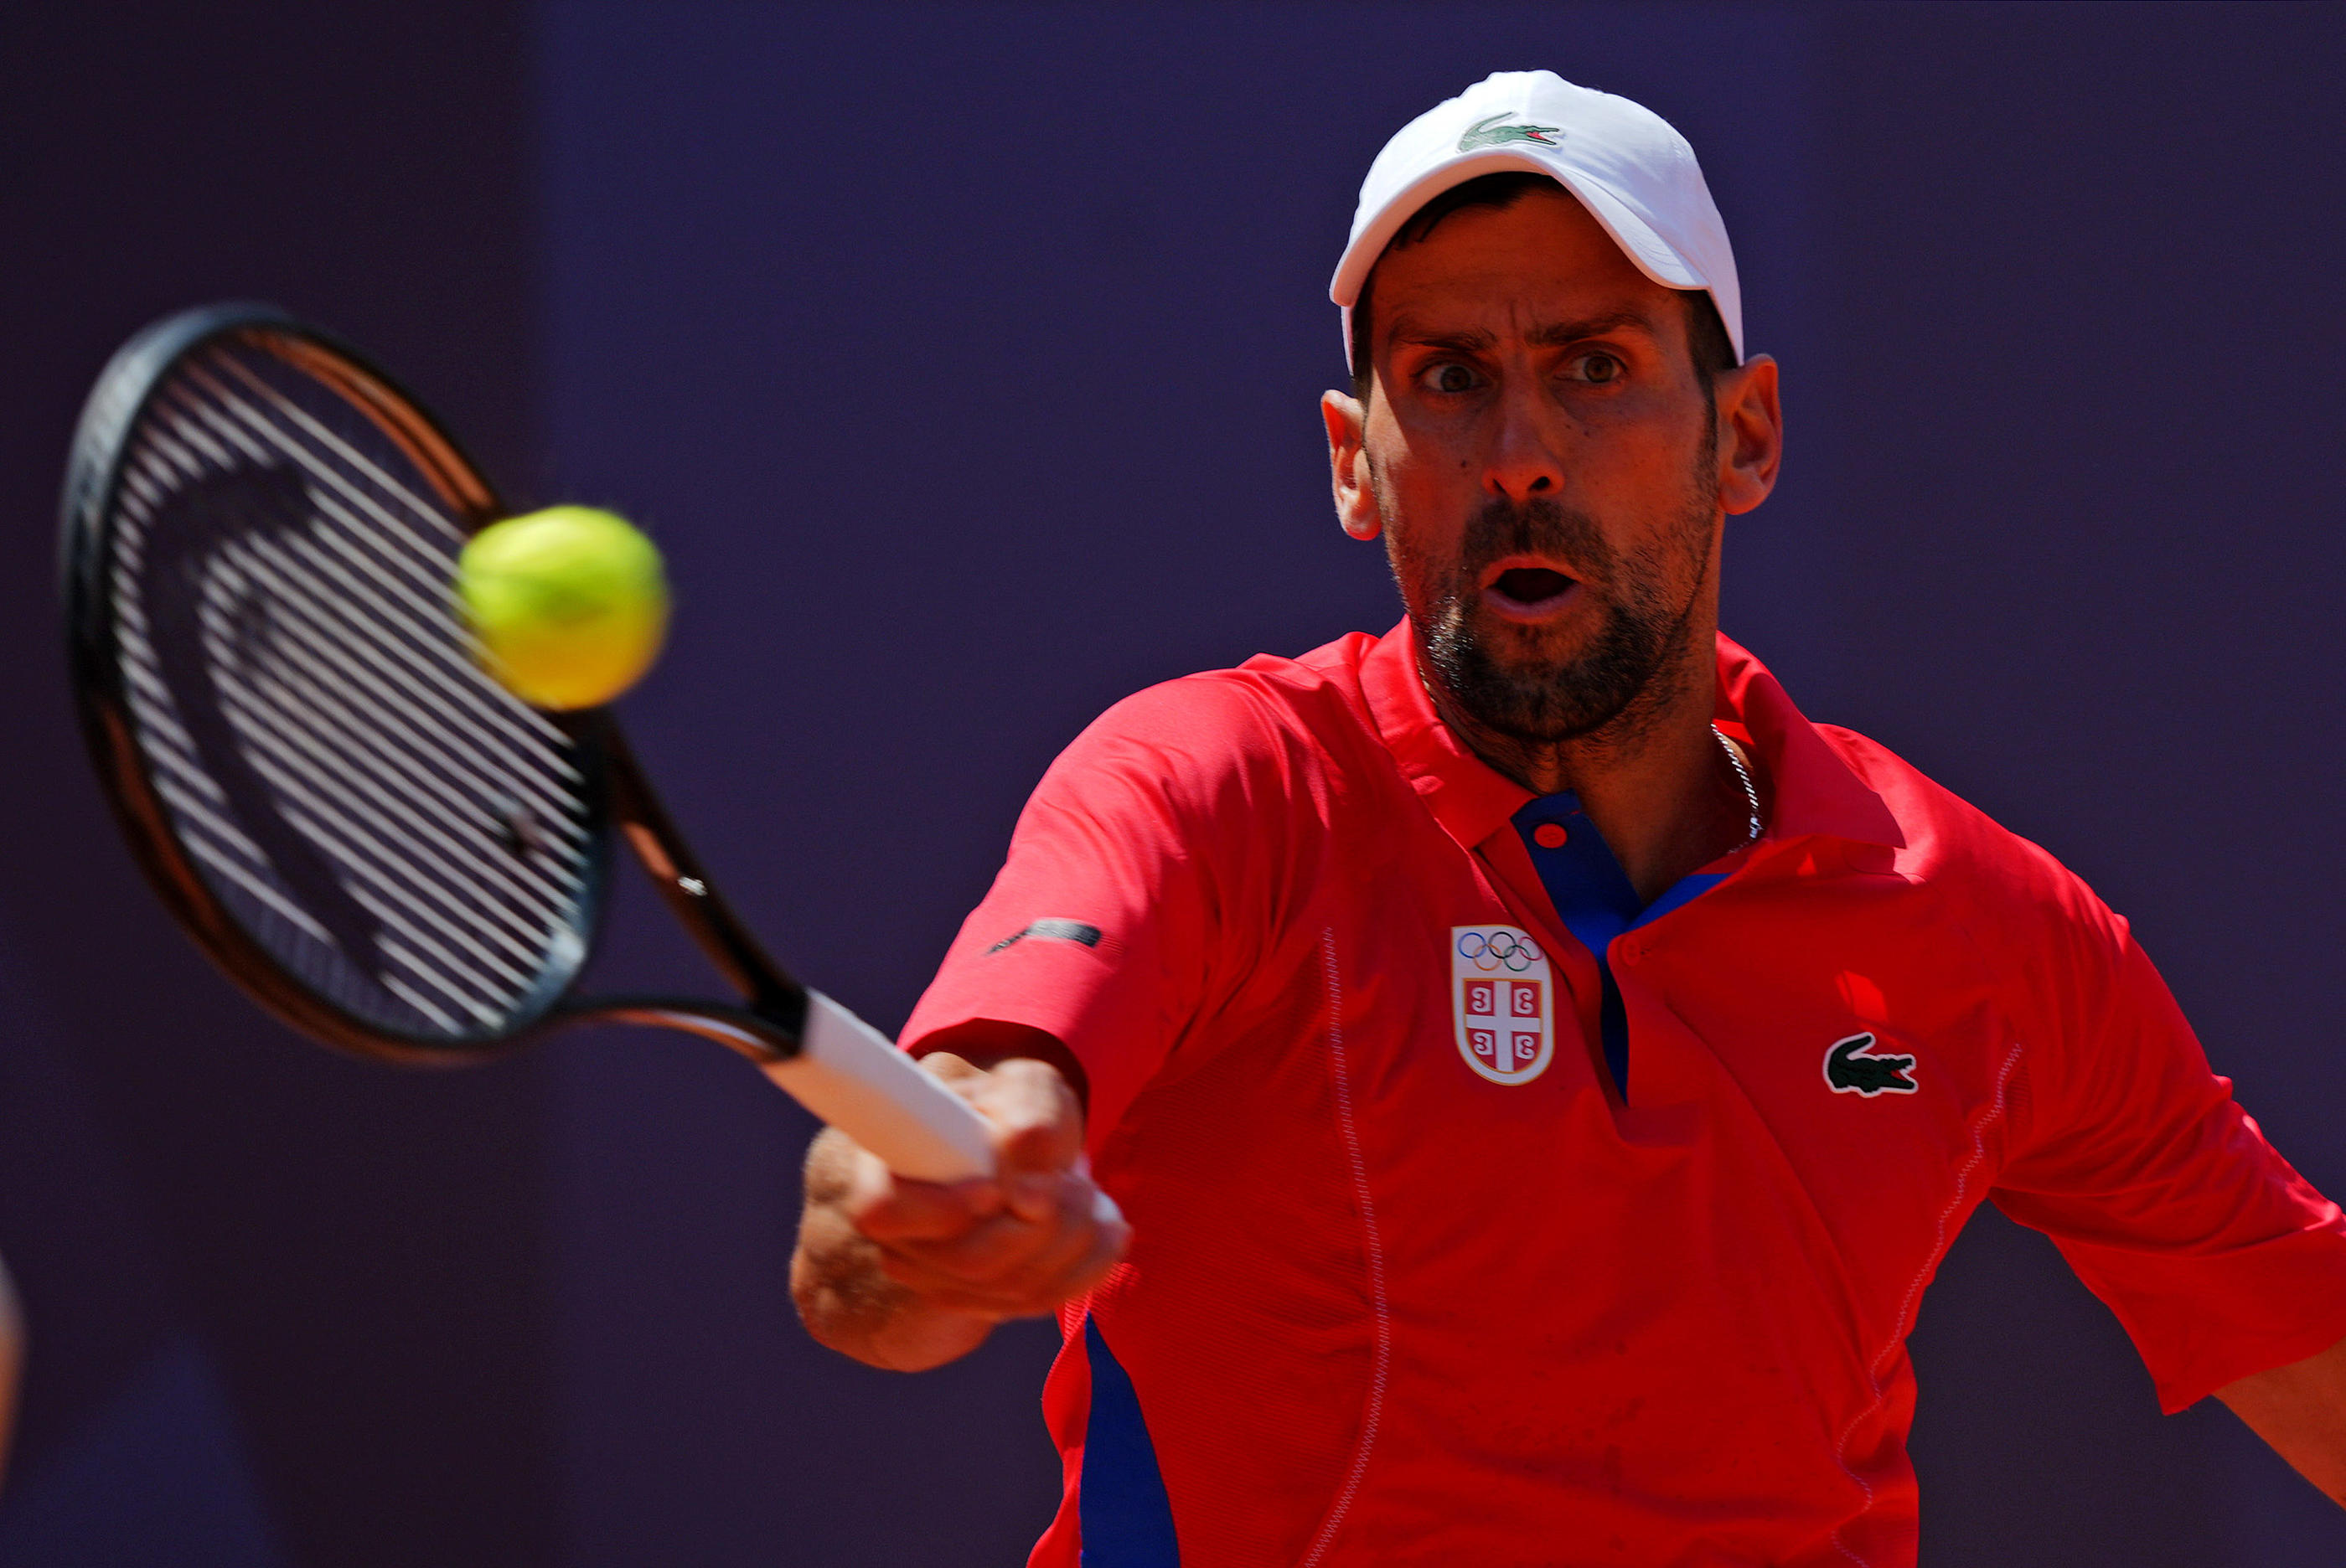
[
  {"left": 1369, "top": 189, "right": 1667, "bottom": 331},
  {"left": 1381, "top": 305, "right": 1670, "bottom": 353}
]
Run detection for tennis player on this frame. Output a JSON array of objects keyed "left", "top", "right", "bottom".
[{"left": 791, "top": 70, "right": 2346, "bottom": 1565}]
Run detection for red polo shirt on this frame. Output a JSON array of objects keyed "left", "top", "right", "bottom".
[{"left": 901, "top": 622, "right": 2346, "bottom": 1568}]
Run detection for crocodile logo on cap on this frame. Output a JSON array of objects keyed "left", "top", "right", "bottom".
[{"left": 1458, "top": 113, "right": 1562, "bottom": 152}]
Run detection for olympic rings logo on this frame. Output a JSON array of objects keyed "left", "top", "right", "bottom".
[{"left": 1456, "top": 929, "right": 1543, "bottom": 972}]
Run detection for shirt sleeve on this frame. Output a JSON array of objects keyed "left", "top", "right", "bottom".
[
  {"left": 899, "top": 674, "right": 1289, "bottom": 1151},
  {"left": 1989, "top": 864, "right": 2346, "bottom": 1411}
]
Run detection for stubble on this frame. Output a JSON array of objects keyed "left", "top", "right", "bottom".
[{"left": 1382, "top": 463, "right": 1719, "bottom": 750}]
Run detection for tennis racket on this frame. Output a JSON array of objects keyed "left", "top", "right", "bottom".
[{"left": 59, "top": 302, "right": 992, "bottom": 1182}]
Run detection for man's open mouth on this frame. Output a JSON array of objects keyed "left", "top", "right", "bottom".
[
  {"left": 1475, "top": 556, "right": 1584, "bottom": 622},
  {"left": 1491, "top": 567, "right": 1573, "bottom": 606},
  {"left": 1480, "top": 565, "right": 1581, "bottom": 623}
]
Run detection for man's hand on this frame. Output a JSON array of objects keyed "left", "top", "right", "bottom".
[
  {"left": 790, "top": 1051, "right": 1128, "bottom": 1371},
  {"left": 2218, "top": 1332, "right": 2346, "bottom": 1508}
]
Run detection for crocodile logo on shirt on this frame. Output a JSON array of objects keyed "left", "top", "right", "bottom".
[{"left": 1823, "top": 1031, "right": 1919, "bottom": 1096}]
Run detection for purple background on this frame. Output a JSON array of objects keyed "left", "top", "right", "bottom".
[{"left": 3, "top": 3, "right": 2343, "bottom": 1563}]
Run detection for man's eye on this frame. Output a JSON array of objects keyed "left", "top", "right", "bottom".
[
  {"left": 1573, "top": 352, "right": 1624, "bottom": 384},
  {"left": 1423, "top": 362, "right": 1480, "bottom": 395}
]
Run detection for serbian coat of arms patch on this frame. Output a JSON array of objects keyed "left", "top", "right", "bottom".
[{"left": 1450, "top": 925, "right": 1555, "bottom": 1085}]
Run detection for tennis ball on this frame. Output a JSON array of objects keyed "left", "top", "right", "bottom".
[{"left": 457, "top": 505, "right": 669, "bottom": 710}]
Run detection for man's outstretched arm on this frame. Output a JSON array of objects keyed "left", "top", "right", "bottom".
[
  {"left": 2218, "top": 1334, "right": 2346, "bottom": 1506},
  {"left": 791, "top": 1034, "right": 1128, "bottom": 1372}
]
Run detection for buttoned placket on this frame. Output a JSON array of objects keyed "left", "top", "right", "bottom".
[{"left": 1511, "top": 795, "right": 1735, "bottom": 1098}]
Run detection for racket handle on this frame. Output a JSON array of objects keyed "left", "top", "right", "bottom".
[{"left": 762, "top": 992, "right": 995, "bottom": 1183}]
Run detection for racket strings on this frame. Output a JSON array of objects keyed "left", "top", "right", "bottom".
[
  {"left": 103, "top": 333, "right": 595, "bottom": 1040},
  {"left": 123, "top": 457, "right": 571, "bottom": 1027},
  {"left": 162, "top": 361, "right": 571, "bottom": 761}
]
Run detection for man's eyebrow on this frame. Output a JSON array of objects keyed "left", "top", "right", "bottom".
[
  {"left": 1384, "top": 310, "right": 1662, "bottom": 353},
  {"left": 1385, "top": 318, "right": 1494, "bottom": 355},
  {"left": 1526, "top": 311, "right": 1661, "bottom": 347}
]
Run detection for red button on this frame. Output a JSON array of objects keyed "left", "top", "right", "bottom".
[{"left": 1532, "top": 823, "right": 1568, "bottom": 848}]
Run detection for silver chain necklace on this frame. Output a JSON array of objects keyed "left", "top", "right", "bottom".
[{"left": 1711, "top": 724, "right": 1764, "bottom": 847}]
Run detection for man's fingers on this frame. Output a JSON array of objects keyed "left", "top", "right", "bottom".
[
  {"left": 876, "top": 1215, "right": 1129, "bottom": 1318},
  {"left": 873, "top": 1165, "right": 1131, "bottom": 1304},
  {"left": 917, "top": 1050, "right": 985, "bottom": 1088},
  {"left": 1056, "top": 1208, "right": 1130, "bottom": 1298},
  {"left": 809, "top": 1051, "right": 1115, "bottom": 1324},
  {"left": 876, "top": 1178, "right": 1093, "bottom": 1285},
  {"left": 874, "top": 1240, "right": 1119, "bottom": 1318},
  {"left": 975, "top": 1056, "right": 1085, "bottom": 1177},
  {"left": 840, "top": 1144, "right": 1001, "bottom": 1242},
  {"left": 993, "top": 1172, "right": 1129, "bottom": 1298},
  {"left": 1020, "top": 1175, "right": 1130, "bottom": 1284}
]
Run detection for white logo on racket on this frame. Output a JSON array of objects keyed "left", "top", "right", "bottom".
[{"left": 1450, "top": 925, "right": 1553, "bottom": 1086}]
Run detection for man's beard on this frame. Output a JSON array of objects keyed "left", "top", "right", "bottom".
[{"left": 1385, "top": 476, "right": 1718, "bottom": 746}]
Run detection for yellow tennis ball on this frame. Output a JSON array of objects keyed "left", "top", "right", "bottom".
[{"left": 457, "top": 506, "right": 669, "bottom": 710}]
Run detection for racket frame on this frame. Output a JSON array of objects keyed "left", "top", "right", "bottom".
[{"left": 61, "top": 302, "right": 814, "bottom": 1070}]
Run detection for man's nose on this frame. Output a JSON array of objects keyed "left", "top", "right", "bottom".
[{"left": 1483, "top": 382, "right": 1564, "bottom": 502}]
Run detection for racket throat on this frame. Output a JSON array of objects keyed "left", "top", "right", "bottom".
[
  {"left": 589, "top": 998, "right": 809, "bottom": 1060},
  {"left": 593, "top": 717, "right": 812, "bottom": 1035}
]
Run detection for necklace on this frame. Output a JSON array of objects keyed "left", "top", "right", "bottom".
[{"left": 1712, "top": 724, "right": 1764, "bottom": 847}]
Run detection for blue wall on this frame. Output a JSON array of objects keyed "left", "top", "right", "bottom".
[
  {"left": 3, "top": 3, "right": 2343, "bottom": 1562},
  {"left": 0, "top": 7, "right": 555, "bottom": 1565}
]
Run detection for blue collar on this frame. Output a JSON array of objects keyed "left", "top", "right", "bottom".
[{"left": 1511, "top": 792, "right": 1728, "bottom": 1096}]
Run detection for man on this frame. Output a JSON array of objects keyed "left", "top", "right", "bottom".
[{"left": 792, "top": 70, "right": 2346, "bottom": 1565}]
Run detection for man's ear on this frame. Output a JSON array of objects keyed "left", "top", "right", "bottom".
[
  {"left": 1714, "top": 353, "right": 1783, "bottom": 518},
  {"left": 1321, "top": 389, "right": 1382, "bottom": 541}
]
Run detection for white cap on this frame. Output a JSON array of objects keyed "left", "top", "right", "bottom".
[{"left": 1331, "top": 70, "right": 1743, "bottom": 369}]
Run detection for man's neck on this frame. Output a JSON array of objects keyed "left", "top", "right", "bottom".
[{"left": 1422, "top": 639, "right": 1749, "bottom": 905}]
